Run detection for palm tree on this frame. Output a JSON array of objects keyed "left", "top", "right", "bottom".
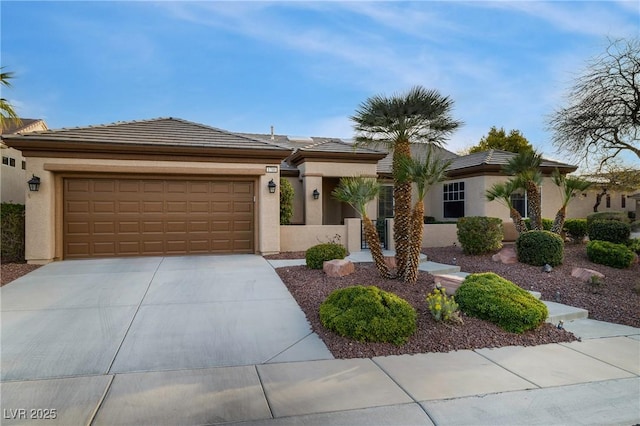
[
  {"left": 397, "top": 148, "right": 452, "bottom": 283},
  {"left": 351, "top": 86, "right": 462, "bottom": 279},
  {"left": 551, "top": 169, "right": 592, "bottom": 234},
  {"left": 486, "top": 180, "right": 528, "bottom": 234},
  {"left": 332, "top": 176, "right": 392, "bottom": 279},
  {"left": 502, "top": 151, "right": 543, "bottom": 230},
  {"left": 1, "top": 68, "right": 21, "bottom": 130}
]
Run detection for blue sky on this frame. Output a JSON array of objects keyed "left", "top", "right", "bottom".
[{"left": 2, "top": 1, "right": 638, "bottom": 162}]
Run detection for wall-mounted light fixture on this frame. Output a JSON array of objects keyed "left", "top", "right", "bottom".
[
  {"left": 268, "top": 179, "right": 277, "bottom": 194},
  {"left": 312, "top": 189, "right": 320, "bottom": 200},
  {"left": 28, "top": 175, "right": 41, "bottom": 192}
]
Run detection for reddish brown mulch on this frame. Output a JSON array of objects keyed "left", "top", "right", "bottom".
[{"left": 1, "top": 263, "right": 42, "bottom": 286}]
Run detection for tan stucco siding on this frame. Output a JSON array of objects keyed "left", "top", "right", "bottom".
[
  {"left": 24, "top": 157, "right": 282, "bottom": 262},
  {"left": 1, "top": 147, "right": 27, "bottom": 204}
]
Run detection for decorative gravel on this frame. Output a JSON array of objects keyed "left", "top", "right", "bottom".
[
  {"left": 274, "top": 243, "right": 638, "bottom": 359},
  {"left": 1, "top": 262, "right": 42, "bottom": 286}
]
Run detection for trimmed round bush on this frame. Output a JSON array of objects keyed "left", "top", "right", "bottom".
[
  {"left": 563, "top": 218, "right": 588, "bottom": 242},
  {"left": 305, "top": 243, "right": 347, "bottom": 269},
  {"left": 319, "top": 285, "right": 417, "bottom": 345},
  {"left": 456, "top": 216, "right": 503, "bottom": 255},
  {"left": 588, "top": 220, "right": 631, "bottom": 244},
  {"left": 587, "top": 240, "right": 635, "bottom": 269},
  {"left": 516, "top": 230, "right": 564, "bottom": 266},
  {"left": 455, "top": 272, "right": 548, "bottom": 334}
]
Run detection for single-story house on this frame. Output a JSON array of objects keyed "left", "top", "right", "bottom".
[
  {"left": 2, "top": 117, "right": 636, "bottom": 263},
  {"left": 1, "top": 118, "right": 48, "bottom": 204}
]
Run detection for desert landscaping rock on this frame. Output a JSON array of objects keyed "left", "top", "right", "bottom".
[
  {"left": 432, "top": 273, "right": 465, "bottom": 295},
  {"left": 491, "top": 246, "right": 517, "bottom": 264},
  {"left": 571, "top": 267, "right": 605, "bottom": 282},
  {"left": 323, "top": 259, "right": 355, "bottom": 277}
]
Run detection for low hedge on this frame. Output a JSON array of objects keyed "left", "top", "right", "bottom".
[
  {"left": 455, "top": 272, "right": 548, "bottom": 333},
  {"left": 1, "top": 203, "right": 25, "bottom": 263},
  {"left": 305, "top": 243, "right": 347, "bottom": 269},
  {"left": 456, "top": 216, "right": 503, "bottom": 255},
  {"left": 586, "top": 240, "right": 635, "bottom": 269},
  {"left": 626, "top": 238, "right": 640, "bottom": 255},
  {"left": 319, "top": 285, "right": 417, "bottom": 345},
  {"left": 587, "top": 211, "right": 629, "bottom": 227},
  {"left": 563, "top": 218, "right": 588, "bottom": 242},
  {"left": 516, "top": 230, "right": 564, "bottom": 266},
  {"left": 588, "top": 220, "right": 630, "bottom": 244}
]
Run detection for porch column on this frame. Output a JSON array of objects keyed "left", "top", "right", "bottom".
[{"left": 303, "top": 174, "right": 323, "bottom": 225}]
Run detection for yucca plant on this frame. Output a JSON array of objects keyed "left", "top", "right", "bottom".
[
  {"left": 332, "top": 176, "right": 392, "bottom": 278},
  {"left": 352, "top": 86, "right": 462, "bottom": 279},
  {"left": 486, "top": 179, "right": 528, "bottom": 234},
  {"left": 551, "top": 169, "right": 592, "bottom": 234},
  {"left": 397, "top": 148, "right": 451, "bottom": 283}
]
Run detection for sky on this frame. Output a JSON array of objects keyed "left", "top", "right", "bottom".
[{"left": 1, "top": 1, "right": 638, "bottom": 165}]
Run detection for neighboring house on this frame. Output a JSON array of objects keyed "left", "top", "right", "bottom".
[
  {"left": 6, "top": 116, "right": 618, "bottom": 263},
  {"left": 0, "top": 118, "right": 48, "bottom": 203}
]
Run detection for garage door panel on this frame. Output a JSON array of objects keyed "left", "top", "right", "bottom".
[
  {"left": 64, "top": 178, "right": 254, "bottom": 259},
  {"left": 93, "top": 222, "right": 116, "bottom": 234}
]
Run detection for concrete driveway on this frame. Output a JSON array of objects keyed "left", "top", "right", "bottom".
[{"left": 1, "top": 255, "right": 332, "bottom": 382}]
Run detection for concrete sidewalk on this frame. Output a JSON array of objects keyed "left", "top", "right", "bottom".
[{"left": 1, "top": 254, "right": 639, "bottom": 425}]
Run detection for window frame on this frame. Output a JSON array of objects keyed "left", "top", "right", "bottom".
[{"left": 443, "top": 181, "right": 465, "bottom": 218}]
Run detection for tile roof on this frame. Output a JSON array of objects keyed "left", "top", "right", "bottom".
[
  {"left": 238, "top": 133, "right": 384, "bottom": 155},
  {"left": 448, "top": 149, "right": 576, "bottom": 172},
  {"left": 376, "top": 143, "right": 459, "bottom": 175},
  {"left": 0, "top": 118, "right": 46, "bottom": 134},
  {"left": 3, "top": 117, "right": 291, "bottom": 152}
]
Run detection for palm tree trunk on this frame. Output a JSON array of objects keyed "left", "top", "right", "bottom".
[
  {"left": 509, "top": 208, "right": 527, "bottom": 234},
  {"left": 393, "top": 140, "right": 412, "bottom": 279},
  {"left": 526, "top": 182, "right": 542, "bottom": 230},
  {"left": 403, "top": 201, "right": 424, "bottom": 283},
  {"left": 363, "top": 216, "right": 393, "bottom": 279},
  {"left": 551, "top": 207, "right": 566, "bottom": 234}
]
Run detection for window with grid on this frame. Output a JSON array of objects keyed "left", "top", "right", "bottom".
[
  {"left": 443, "top": 181, "right": 465, "bottom": 218},
  {"left": 378, "top": 185, "right": 394, "bottom": 218},
  {"left": 510, "top": 192, "right": 527, "bottom": 218}
]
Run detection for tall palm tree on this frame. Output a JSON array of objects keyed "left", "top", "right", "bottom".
[
  {"left": 551, "top": 169, "right": 592, "bottom": 234},
  {"left": 397, "top": 149, "right": 452, "bottom": 283},
  {"left": 486, "top": 179, "right": 528, "bottom": 234},
  {"left": 351, "top": 86, "right": 462, "bottom": 279},
  {"left": 332, "top": 176, "right": 392, "bottom": 279},
  {"left": 502, "top": 151, "right": 543, "bottom": 230},
  {"left": 1, "top": 68, "right": 21, "bottom": 130}
]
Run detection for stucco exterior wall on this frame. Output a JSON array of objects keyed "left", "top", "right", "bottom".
[
  {"left": 0, "top": 147, "right": 26, "bottom": 204},
  {"left": 280, "top": 225, "right": 347, "bottom": 252},
  {"left": 24, "top": 157, "right": 282, "bottom": 263},
  {"left": 566, "top": 188, "right": 636, "bottom": 219}
]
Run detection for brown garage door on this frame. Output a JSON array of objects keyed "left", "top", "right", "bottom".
[{"left": 64, "top": 178, "right": 254, "bottom": 259}]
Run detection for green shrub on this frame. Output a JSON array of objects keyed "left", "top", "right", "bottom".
[
  {"left": 1, "top": 203, "right": 25, "bottom": 263},
  {"left": 588, "top": 220, "right": 630, "bottom": 244},
  {"left": 587, "top": 240, "right": 635, "bottom": 269},
  {"left": 305, "top": 243, "right": 347, "bottom": 269},
  {"left": 524, "top": 218, "right": 553, "bottom": 231},
  {"left": 279, "top": 178, "right": 295, "bottom": 225},
  {"left": 319, "top": 285, "right": 417, "bottom": 345},
  {"left": 516, "top": 230, "right": 564, "bottom": 266},
  {"left": 426, "top": 285, "right": 461, "bottom": 324},
  {"left": 630, "top": 220, "right": 640, "bottom": 232},
  {"left": 455, "top": 272, "right": 548, "bottom": 334},
  {"left": 626, "top": 238, "right": 640, "bottom": 255},
  {"left": 563, "top": 219, "right": 588, "bottom": 242},
  {"left": 456, "top": 216, "right": 503, "bottom": 255},
  {"left": 587, "top": 211, "right": 629, "bottom": 227}
]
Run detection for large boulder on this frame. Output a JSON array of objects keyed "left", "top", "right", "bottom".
[
  {"left": 571, "top": 267, "right": 605, "bottom": 283},
  {"left": 323, "top": 259, "right": 355, "bottom": 277},
  {"left": 491, "top": 246, "right": 517, "bottom": 264}
]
